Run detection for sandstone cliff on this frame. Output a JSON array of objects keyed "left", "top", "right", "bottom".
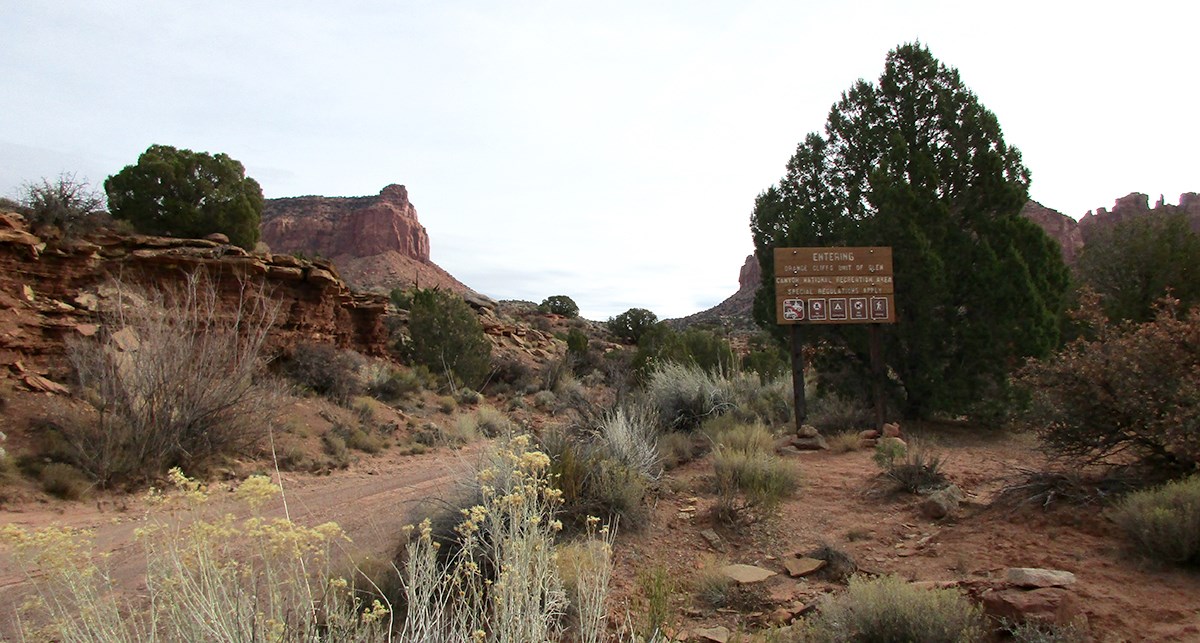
[
  {"left": 0, "top": 211, "right": 390, "bottom": 369},
  {"left": 1080, "top": 192, "right": 1200, "bottom": 240},
  {"left": 261, "top": 185, "right": 468, "bottom": 293},
  {"left": 1020, "top": 200, "right": 1084, "bottom": 264}
]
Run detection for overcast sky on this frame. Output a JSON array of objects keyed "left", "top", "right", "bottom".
[{"left": 2, "top": 1, "right": 1197, "bottom": 320}]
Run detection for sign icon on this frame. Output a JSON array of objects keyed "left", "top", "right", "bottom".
[
  {"left": 829, "top": 298, "right": 848, "bottom": 320},
  {"left": 870, "top": 297, "right": 889, "bottom": 320},
  {"left": 850, "top": 297, "right": 868, "bottom": 321},
  {"left": 809, "top": 298, "right": 827, "bottom": 321},
  {"left": 783, "top": 299, "right": 805, "bottom": 321}
]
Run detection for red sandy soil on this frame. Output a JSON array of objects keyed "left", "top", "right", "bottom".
[
  {"left": 2, "top": 415, "right": 1198, "bottom": 641},
  {"left": 609, "top": 424, "right": 1200, "bottom": 642}
]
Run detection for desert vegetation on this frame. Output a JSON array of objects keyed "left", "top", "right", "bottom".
[{"left": 4, "top": 40, "right": 1200, "bottom": 643}]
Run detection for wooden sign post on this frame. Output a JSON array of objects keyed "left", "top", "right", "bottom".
[{"left": 773, "top": 247, "right": 896, "bottom": 432}]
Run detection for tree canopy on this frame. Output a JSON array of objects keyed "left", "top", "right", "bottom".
[
  {"left": 1075, "top": 212, "right": 1200, "bottom": 323},
  {"left": 104, "top": 144, "right": 263, "bottom": 249},
  {"left": 750, "top": 43, "right": 1069, "bottom": 419}
]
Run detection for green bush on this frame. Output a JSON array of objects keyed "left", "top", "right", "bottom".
[
  {"left": 406, "top": 288, "right": 492, "bottom": 390},
  {"left": 1110, "top": 475, "right": 1200, "bottom": 566},
  {"left": 607, "top": 308, "right": 658, "bottom": 344},
  {"left": 635, "top": 326, "right": 736, "bottom": 376},
  {"left": 283, "top": 342, "right": 365, "bottom": 404},
  {"left": 804, "top": 574, "right": 985, "bottom": 642},
  {"left": 539, "top": 295, "right": 580, "bottom": 317},
  {"left": 105, "top": 144, "right": 263, "bottom": 249},
  {"left": 1015, "top": 294, "right": 1200, "bottom": 474}
]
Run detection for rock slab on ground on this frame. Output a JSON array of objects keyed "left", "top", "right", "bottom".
[
  {"left": 1006, "top": 567, "right": 1077, "bottom": 588},
  {"left": 982, "top": 587, "right": 1083, "bottom": 627},
  {"left": 719, "top": 563, "right": 777, "bottom": 584},
  {"left": 784, "top": 557, "right": 827, "bottom": 578}
]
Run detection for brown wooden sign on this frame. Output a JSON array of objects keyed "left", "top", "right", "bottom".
[{"left": 774, "top": 246, "right": 896, "bottom": 325}]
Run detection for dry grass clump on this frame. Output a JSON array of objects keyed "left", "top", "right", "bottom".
[
  {"left": 710, "top": 421, "right": 798, "bottom": 524},
  {"left": 542, "top": 429, "right": 651, "bottom": 532},
  {"left": 1110, "top": 474, "right": 1200, "bottom": 566},
  {"left": 874, "top": 437, "right": 948, "bottom": 494},
  {"left": 805, "top": 391, "right": 875, "bottom": 433},
  {"left": 802, "top": 574, "right": 986, "bottom": 642},
  {"left": 826, "top": 431, "right": 863, "bottom": 454},
  {"left": 644, "top": 362, "right": 733, "bottom": 432},
  {"left": 1, "top": 469, "right": 390, "bottom": 641},
  {"left": 39, "top": 462, "right": 91, "bottom": 500}
]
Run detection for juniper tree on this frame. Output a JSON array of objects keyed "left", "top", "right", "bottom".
[
  {"left": 750, "top": 43, "right": 1069, "bottom": 419},
  {"left": 105, "top": 144, "right": 263, "bottom": 249}
]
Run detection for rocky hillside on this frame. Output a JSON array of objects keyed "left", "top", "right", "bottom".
[
  {"left": 0, "top": 211, "right": 390, "bottom": 372},
  {"left": 261, "top": 184, "right": 468, "bottom": 294},
  {"left": 667, "top": 255, "right": 759, "bottom": 332}
]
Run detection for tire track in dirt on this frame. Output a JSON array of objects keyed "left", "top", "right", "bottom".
[{"left": 0, "top": 444, "right": 483, "bottom": 636}]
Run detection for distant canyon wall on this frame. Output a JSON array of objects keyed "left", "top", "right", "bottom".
[{"left": 261, "top": 184, "right": 467, "bottom": 293}]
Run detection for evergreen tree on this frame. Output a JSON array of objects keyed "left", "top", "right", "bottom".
[
  {"left": 105, "top": 144, "right": 263, "bottom": 249},
  {"left": 751, "top": 43, "right": 1069, "bottom": 419},
  {"left": 406, "top": 288, "right": 493, "bottom": 389},
  {"left": 1075, "top": 211, "right": 1200, "bottom": 323}
]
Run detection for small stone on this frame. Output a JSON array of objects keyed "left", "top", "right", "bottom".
[
  {"left": 883, "top": 422, "right": 902, "bottom": 437},
  {"left": 784, "top": 557, "right": 827, "bottom": 578},
  {"left": 769, "top": 607, "right": 794, "bottom": 625},
  {"left": 859, "top": 429, "right": 881, "bottom": 440},
  {"left": 204, "top": 232, "right": 230, "bottom": 243},
  {"left": 797, "top": 425, "right": 820, "bottom": 438},
  {"left": 719, "top": 564, "right": 777, "bottom": 584},
  {"left": 693, "top": 626, "right": 732, "bottom": 643},
  {"left": 701, "top": 529, "right": 724, "bottom": 551},
  {"left": 1005, "top": 568, "right": 1077, "bottom": 589}
]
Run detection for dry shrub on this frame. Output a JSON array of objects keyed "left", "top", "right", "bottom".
[
  {"left": 644, "top": 362, "right": 732, "bottom": 432},
  {"left": 1110, "top": 475, "right": 1200, "bottom": 566},
  {"left": 709, "top": 420, "right": 797, "bottom": 524},
  {"left": 1016, "top": 293, "right": 1200, "bottom": 475},
  {"left": 804, "top": 574, "right": 985, "bottom": 642},
  {"left": 993, "top": 468, "right": 1141, "bottom": 510},
  {"left": 40, "top": 463, "right": 91, "bottom": 500},
  {"left": 283, "top": 342, "right": 365, "bottom": 404},
  {"left": 541, "top": 429, "right": 650, "bottom": 532},
  {"left": 806, "top": 391, "right": 875, "bottom": 433},
  {"left": 64, "top": 274, "right": 280, "bottom": 486}
]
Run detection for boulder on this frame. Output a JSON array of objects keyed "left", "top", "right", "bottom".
[
  {"left": 1005, "top": 568, "right": 1077, "bottom": 589},
  {"left": 920, "top": 484, "right": 963, "bottom": 520},
  {"left": 982, "top": 587, "right": 1083, "bottom": 628},
  {"left": 882, "top": 422, "right": 902, "bottom": 438}
]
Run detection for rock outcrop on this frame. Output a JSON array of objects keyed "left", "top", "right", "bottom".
[
  {"left": 1020, "top": 201, "right": 1084, "bottom": 264},
  {"left": 261, "top": 185, "right": 468, "bottom": 293},
  {"left": 1080, "top": 192, "right": 1200, "bottom": 240},
  {"left": 668, "top": 254, "right": 760, "bottom": 332},
  {"left": 0, "top": 211, "right": 390, "bottom": 368}
]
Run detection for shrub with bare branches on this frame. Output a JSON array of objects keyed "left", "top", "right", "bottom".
[
  {"left": 1015, "top": 292, "right": 1200, "bottom": 475},
  {"left": 63, "top": 273, "right": 280, "bottom": 485}
]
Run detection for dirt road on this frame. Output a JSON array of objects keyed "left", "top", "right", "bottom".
[{"left": 0, "top": 444, "right": 483, "bottom": 637}]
